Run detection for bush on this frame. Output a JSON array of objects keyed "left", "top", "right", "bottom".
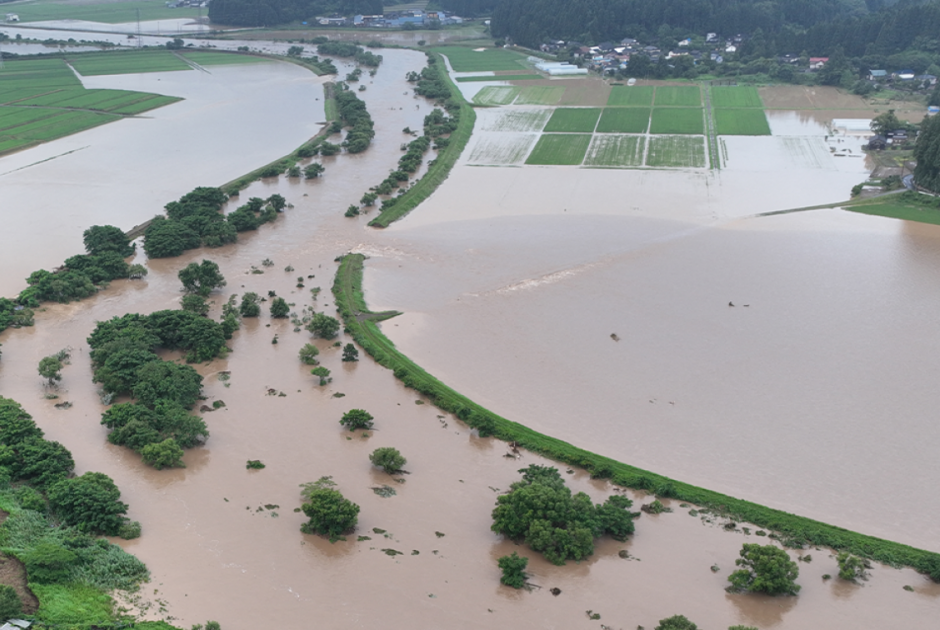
[
  {"left": 180, "top": 294, "right": 209, "bottom": 316},
  {"left": 299, "top": 343, "right": 320, "bottom": 365},
  {"left": 497, "top": 552, "right": 528, "bottom": 588},
  {"left": 300, "top": 488, "right": 359, "bottom": 539},
  {"left": 340, "top": 409, "right": 373, "bottom": 431},
  {"left": 246, "top": 460, "right": 265, "bottom": 469},
  {"left": 179, "top": 260, "right": 226, "bottom": 296},
  {"left": 0, "top": 584, "right": 22, "bottom": 620},
  {"left": 837, "top": 552, "right": 870, "bottom": 581},
  {"left": 270, "top": 297, "right": 290, "bottom": 318},
  {"left": 141, "top": 438, "right": 185, "bottom": 470},
  {"left": 48, "top": 472, "right": 129, "bottom": 536},
  {"left": 23, "top": 542, "right": 78, "bottom": 583},
  {"left": 369, "top": 447, "right": 406, "bottom": 474},
  {"left": 655, "top": 615, "right": 699, "bottom": 630},
  {"left": 239, "top": 292, "right": 261, "bottom": 317},
  {"left": 311, "top": 366, "right": 331, "bottom": 386},
  {"left": 728, "top": 543, "right": 800, "bottom": 595},
  {"left": 307, "top": 312, "right": 340, "bottom": 339},
  {"left": 342, "top": 343, "right": 359, "bottom": 362}
]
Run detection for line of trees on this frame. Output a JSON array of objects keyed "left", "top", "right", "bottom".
[{"left": 208, "top": 0, "right": 382, "bottom": 27}]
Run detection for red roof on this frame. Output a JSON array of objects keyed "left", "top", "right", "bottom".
[{"left": 809, "top": 57, "right": 829, "bottom": 62}]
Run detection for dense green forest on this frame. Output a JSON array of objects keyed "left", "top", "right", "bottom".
[
  {"left": 208, "top": 0, "right": 382, "bottom": 26},
  {"left": 490, "top": 0, "right": 940, "bottom": 62}
]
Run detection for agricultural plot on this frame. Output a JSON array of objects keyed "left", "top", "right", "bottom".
[
  {"left": 583, "top": 135, "right": 646, "bottom": 167},
  {"left": 0, "top": 110, "right": 118, "bottom": 153},
  {"left": 468, "top": 133, "right": 537, "bottom": 165},
  {"left": 646, "top": 136, "right": 706, "bottom": 168},
  {"left": 543, "top": 108, "right": 601, "bottom": 133},
  {"left": 431, "top": 46, "right": 529, "bottom": 72},
  {"left": 180, "top": 52, "right": 273, "bottom": 67},
  {"left": 514, "top": 86, "right": 565, "bottom": 106},
  {"left": 650, "top": 108, "right": 704, "bottom": 134},
  {"left": 607, "top": 86, "right": 654, "bottom": 106},
  {"left": 9, "top": 0, "right": 199, "bottom": 23},
  {"left": 0, "top": 58, "right": 82, "bottom": 91},
  {"left": 456, "top": 74, "right": 540, "bottom": 82},
  {"left": 711, "top": 86, "right": 763, "bottom": 108},
  {"left": 480, "top": 109, "right": 553, "bottom": 133},
  {"left": 11, "top": 88, "right": 178, "bottom": 114},
  {"left": 596, "top": 108, "right": 650, "bottom": 133},
  {"left": 714, "top": 109, "right": 771, "bottom": 135},
  {"left": 68, "top": 50, "right": 192, "bottom": 76},
  {"left": 654, "top": 86, "right": 702, "bottom": 107},
  {"left": 473, "top": 86, "right": 520, "bottom": 106},
  {"left": 525, "top": 134, "right": 592, "bottom": 165}
]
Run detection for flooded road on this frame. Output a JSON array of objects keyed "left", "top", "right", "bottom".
[{"left": 0, "top": 43, "right": 938, "bottom": 628}]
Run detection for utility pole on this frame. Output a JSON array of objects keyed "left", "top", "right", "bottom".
[{"left": 136, "top": 8, "right": 142, "bottom": 49}]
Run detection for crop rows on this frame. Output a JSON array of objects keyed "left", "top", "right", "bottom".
[
  {"left": 646, "top": 136, "right": 707, "bottom": 167},
  {"left": 714, "top": 109, "right": 771, "bottom": 135},
  {"left": 711, "top": 86, "right": 764, "bottom": 108},
  {"left": 543, "top": 108, "right": 601, "bottom": 132},
  {"left": 68, "top": 51, "right": 192, "bottom": 77},
  {"left": 431, "top": 46, "right": 528, "bottom": 72},
  {"left": 473, "top": 86, "right": 520, "bottom": 106},
  {"left": 481, "top": 109, "right": 553, "bottom": 132},
  {"left": 525, "top": 133, "right": 593, "bottom": 165},
  {"left": 468, "top": 133, "right": 537, "bottom": 165},
  {"left": 584, "top": 135, "right": 646, "bottom": 167}
]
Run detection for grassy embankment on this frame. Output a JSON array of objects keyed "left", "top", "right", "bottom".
[
  {"left": 846, "top": 190, "right": 940, "bottom": 225},
  {"left": 333, "top": 252, "right": 940, "bottom": 580},
  {"left": 368, "top": 52, "right": 476, "bottom": 228}
]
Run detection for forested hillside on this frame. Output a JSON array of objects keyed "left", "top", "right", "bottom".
[
  {"left": 490, "top": 0, "right": 940, "bottom": 59},
  {"left": 208, "top": 0, "right": 382, "bottom": 26}
]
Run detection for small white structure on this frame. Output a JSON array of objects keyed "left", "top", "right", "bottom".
[
  {"left": 531, "top": 59, "right": 588, "bottom": 76},
  {"left": 832, "top": 119, "right": 874, "bottom": 136},
  {"left": 5, "top": 13, "right": 19, "bottom": 22},
  {"left": 627, "top": 78, "right": 637, "bottom": 86}
]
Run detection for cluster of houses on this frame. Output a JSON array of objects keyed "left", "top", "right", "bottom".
[
  {"left": 316, "top": 10, "right": 463, "bottom": 28},
  {"left": 868, "top": 68, "right": 937, "bottom": 86}
]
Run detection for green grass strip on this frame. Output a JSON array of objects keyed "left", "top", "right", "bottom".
[
  {"left": 710, "top": 86, "right": 763, "bottom": 108},
  {"left": 456, "top": 74, "right": 541, "bottom": 82},
  {"left": 369, "top": 53, "right": 476, "bottom": 228},
  {"left": 650, "top": 108, "right": 704, "bottom": 134},
  {"left": 847, "top": 191, "right": 940, "bottom": 226},
  {"left": 332, "top": 252, "right": 940, "bottom": 581},
  {"left": 714, "top": 108, "right": 771, "bottom": 135},
  {"left": 607, "top": 85, "right": 654, "bottom": 106}
]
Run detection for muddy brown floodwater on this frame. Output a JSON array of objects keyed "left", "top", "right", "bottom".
[{"left": 0, "top": 47, "right": 938, "bottom": 628}]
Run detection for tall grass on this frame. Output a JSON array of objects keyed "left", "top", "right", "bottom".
[{"left": 333, "top": 253, "right": 940, "bottom": 580}]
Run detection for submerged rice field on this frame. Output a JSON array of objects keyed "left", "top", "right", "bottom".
[
  {"left": 468, "top": 133, "right": 537, "bottom": 165},
  {"left": 583, "top": 134, "right": 646, "bottom": 167},
  {"left": 646, "top": 135, "right": 707, "bottom": 167},
  {"left": 525, "top": 133, "right": 592, "bottom": 165}
]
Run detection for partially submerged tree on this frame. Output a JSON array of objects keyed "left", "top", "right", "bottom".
[
  {"left": 38, "top": 355, "right": 63, "bottom": 386},
  {"left": 837, "top": 552, "right": 871, "bottom": 582},
  {"left": 655, "top": 615, "right": 699, "bottom": 630},
  {"left": 140, "top": 438, "right": 185, "bottom": 470},
  {"left": 727, "top": 543, "right": 800, "bottom": 595},
  {"left": 239, "top": 292, "right": 261, "bottom": 317},
  {"left": 340, "top": 408, "right": 373, "bottom": 431},
  {"left": 369, "top": 447, "right": 406, "bottom": 474},
  {"left": 48, "top": 471, "right": 130, "bottom": 536},
  {"left": 497, "top": 552, "right": 528, "bottom": 588},
  {"left": 270, "top": 297, "right": 290, "bottom": 318},
  {"left": 300, "top": 478, "right": 359, "bottom": 539},
  {"left": 311, "top": 366, "right": 332, "bottom": 386},
  {"left": 307, "top": 312, "right": 340, "bottom": 339},
  {"left": 298, "top": 343, "right": 320, "bottom": 365},
  {"left": 342, "top": 343, "right": 359, "bottom": 362},
  {"left": 178, "top": 260, "right": 226, "bottom": 297}
]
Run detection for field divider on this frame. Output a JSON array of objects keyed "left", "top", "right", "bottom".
[{"left": 332, "top": 251, "right": 940, "bottom": 580}]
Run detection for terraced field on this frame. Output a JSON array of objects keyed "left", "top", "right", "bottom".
[
  {"left": 607, "top": 86, "right": 654, "bottom": 106},
  {"left": 596, "top": 107, "right": 650, "bottom": 133},
  {"left": 543, "top": 108, "right": 601, "bottom": 133},
  {"left": 583, "top": 135, "right": 645, "bottom": 167},
  {"left": 646, "top": 136, "right": 707, "bottom": 167},
  {"left": 525, "top": 134, "right": 592, "bottom": 165}
]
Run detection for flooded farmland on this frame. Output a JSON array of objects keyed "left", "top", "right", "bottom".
[{"left": 1, "top": 40, "right": 939, "bottom": 630}]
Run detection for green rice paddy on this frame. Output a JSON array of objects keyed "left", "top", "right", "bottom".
[
  {"left": 650, "top": 108, "right": 704, "bottom": 134},
  {"left": 0, "top": 55, "right": 183, "bottom": 155},
  {"left": 583, "top": 135, "right": 645, "bottom": 167},
  {"left": 525, "top": 134, "right": 592, "bottom": 165},
  {"left": 607, "top": 86, "right": 654, "bottom": 106},
  {"left": 431, "top": 46, "right": 529, "bottom": 72},
  {"left": 653, "top": 86, "right": 702, "bottom": 107},
  {"left": 68, "top": 50, "right": 192, "bottom": 76},
  {"left": 596, "top": 108, "right": 650, "bottom": 133},
  {"left": 646, "top": 136, "right": 707, "bottom": 168},
  {"left": 710, "top": 86, "right": 764, "bottom": 108},
  {"left": 514, "top": 86, "right": 565, "bottom": 106},
  {"left": 543, "top": 108, "right": 601, "bottom": 133},
  {"left": 472, "top": 86, "right": 520, "bottom": 106},
  {"left": 180, "top": 51, "right": 273, "bottom": 66},
  {"left": 714, "top": 108, "right": 771, "bottom": 135},
  {"left": 9, "top": 0, "right": 199, "bottom": 24}
]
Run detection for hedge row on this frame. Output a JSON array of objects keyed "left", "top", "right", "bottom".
[{"left": 332, "top": 253, "right": 940, "bottom": 580}]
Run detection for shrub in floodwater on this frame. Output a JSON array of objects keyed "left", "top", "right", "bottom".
[
  {"left": 180, "top": 294, "right": 209, "bottom": 316},
  {"left": 340, "top": 409, "right": 373, "bottom": 431},
  {"left": 239, "top": 292, "right": 261, "bottom": 317},
  {"left": 727, "top": 543, "right": 800, "bottom": 595},
  {"left": 837, "top": 552, "right": 870, "bottom": 581},
  {"left": 246, "top": 460, "right": 266, "bottom": 470},
  {"left": 497, "top": 552, "right": 528, "bottom": 589},
  {"left": 369, "top": 447, "right": 406, "bottom": 474},
  {"left": 300, "top": 484, "right": 359, "bottom": 539},
  {"left": 270, "top": 297, "right": 290, "bottom": 318},
  {"left": 141, "top": 438, "right": 185, "bottom": 470},
  {"left": 311, "top": 366, "right": 331, "bottom": 385},
  {"left": 299, "top": 343, "right": 320, "bottom": 365},
  {"left": 654, "top": 615, "right": 699, "bottom": 630},
  {"left": 306, "top": 312, "right": 340, "bottom": 339},
  {"left": 342, "top": 343, "right": 359, "bottom": 362}
]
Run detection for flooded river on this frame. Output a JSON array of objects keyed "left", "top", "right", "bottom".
[{"left": 0, "top": 44, "right": 938, "bottom": 628}]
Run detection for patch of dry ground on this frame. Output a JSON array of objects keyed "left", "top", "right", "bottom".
[{"left": 0, "top": 512, "right": 39, "bottom": 615}]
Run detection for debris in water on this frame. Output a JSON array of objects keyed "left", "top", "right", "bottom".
[
  {"left": 372, "top": 485, "right": 397, "bottom": 498},
  {"left": 435, "top": 531, "right": 445, "bottom": 538},
  {"left": 610, "top": 333, "right": 620, "bottom": 341},
  {"left": 53, "top": 401, "right": 72, "bottom": 409},
  {"left": 550, "top": 587, "right": 561, "bottom": 596},
  {"left": 381, "top": 548, "right": 402, "bottom": 556}
]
